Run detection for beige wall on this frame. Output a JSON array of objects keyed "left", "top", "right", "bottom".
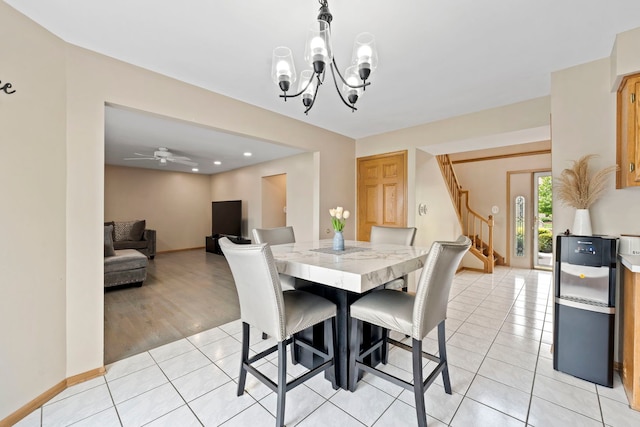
[
  {"left": 105, "top": 165, "right": 211, "bottom": 251},
  {"left": 261, "top": 174, "right": 287, "bottom": 229},
  {"left": 356, "top": 97, "right": 550, "bottom": 158},
  {"left": 551, "top": 56, "right": 640, "bottom": 237},
  {"left": 551, "top": 29, "right": 640, "bottom": 363},
  {"left": 0, "top": 4, "right": 68, "bottom": 420},
  {"left": 355, "top": 98, "right": 551, "bottom": 267},
  {"left": 62, "top": 40, "right": 352, "bottom": 381},
  {"left": 2, "top": 1, "right": 355, "bottom": 420},
  {"left": 414, "top": 150, "right": 463, "bottom": 247},
  {"left": 6, "top": 0, "right": 640, "bottom": 420},
  {"left": 210, "top": 152, "right": 331, "bottom": 242}
]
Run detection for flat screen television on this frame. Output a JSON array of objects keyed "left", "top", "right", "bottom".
[{"left": 212, "top": 200, "right": 242, "bottom": 237}]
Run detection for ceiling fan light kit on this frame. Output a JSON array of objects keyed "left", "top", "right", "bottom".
[
  {"left": 123, "top": 147, "right": 198, "bottom": 168},
  {"left": 271, "top": 0, "right": 378, "bottom": 114}
]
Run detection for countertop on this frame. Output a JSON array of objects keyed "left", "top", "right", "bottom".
[{"left": 619, "top": 254, "right": 640, "bottom": 273}]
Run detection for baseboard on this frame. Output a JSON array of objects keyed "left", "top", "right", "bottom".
[
  {"left": 0, "top": 367, "right": 105, "bottom": 427},
  {"left": 459, "top": 266, "right": 486, "bottom": 274},
  {"left": 66, "top": 366, "right": 106, "bottom": 387},
  {"left": 156, "top": 246, "right": 205, "bottom": 254}
]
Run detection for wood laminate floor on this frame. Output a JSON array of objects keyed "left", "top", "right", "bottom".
[{"left": 104, "top": 249, "right": 240, "bottom": 365}]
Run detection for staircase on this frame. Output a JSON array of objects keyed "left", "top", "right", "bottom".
[{"left": 436, "top": 154, "right": 505, "bottom": 273}]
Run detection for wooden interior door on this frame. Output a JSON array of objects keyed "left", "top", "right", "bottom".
[{"left": 357, "top": 151, "right": 407, "bottom": 241}]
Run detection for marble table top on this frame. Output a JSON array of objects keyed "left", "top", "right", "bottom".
[{"left": 270, "top": 239, "right": 429, "bottom": 293}]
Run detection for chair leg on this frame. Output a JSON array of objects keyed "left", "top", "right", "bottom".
[
  {"left": 438, "top": 321, "right": 452, "bottom": 394},
  {"left": 276, "top": 340, "right": 287, "bottom": 427},
  {"left": 348, "top": 317, "right": 361, "bottom": 392},
  {"left": 291, "top": 334, "right": 298, "bottom": 365},
  {"left": 381, "top": 328, "right": 389, "bottom": 365},
  {"left": 325, "top": 318, "right": 338, "bottom": 389},
  {"left": 412, "top": 338, "right": 427, "bottom": 427},
  {"left": 237, "top": 322, "right": 250, "bottom": 396}
]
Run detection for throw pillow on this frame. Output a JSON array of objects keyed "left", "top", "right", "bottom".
[
  {"left": 114, "top": 220, "right": 135, "bottom": 242},
  {"left": 129, "top": 219, "right": 146, "bottom": 241},
  {"left": 104, "top": 225, "right": 116, "bottom": 257},
  {"left": 104, "top": 221, "right": 115, "bottom": 241}
]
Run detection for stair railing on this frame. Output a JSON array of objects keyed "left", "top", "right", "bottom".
[{"left": 436, "top": 154, "right": 495, "bottom": 272}]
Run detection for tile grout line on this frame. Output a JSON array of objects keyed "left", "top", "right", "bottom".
[
  {"left": 103, "top": 376, "right": 124, "bottom": 427},
  {"left": 450, "top": 271, "right": 528, "bottom": 423},
  {"left": 522, "top": 276, "right": 552, "bottom": 426}
]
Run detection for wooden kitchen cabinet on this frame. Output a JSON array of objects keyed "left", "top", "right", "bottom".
[
  {"left": 622, "top": 262, "right": 640, "bottom": 410},
  {"left": 617, "top": 73, "right": 640, "bottom": 188}
]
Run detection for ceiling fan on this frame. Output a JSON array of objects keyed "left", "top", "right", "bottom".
[{"left": 124, "top": 147, "right": 197, "bottom": 167}]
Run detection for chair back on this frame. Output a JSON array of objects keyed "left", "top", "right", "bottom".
[
  {"left": 412, "top": 236, "right": 471, "bottom": 340},
  {"left": 252, "top": 226, "right": 296, "bottom": 245},
  {"left": 219, "top": 237, "right": 287, "bottom": 341},
  {"left": 370, "top": 226, "right": 416, "bottom": 246}
]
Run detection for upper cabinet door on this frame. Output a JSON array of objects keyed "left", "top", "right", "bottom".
[{"left": 617, "top": 74, "right": 640, "bottom": 188}]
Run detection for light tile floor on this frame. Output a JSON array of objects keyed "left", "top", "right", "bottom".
[{"left": 15, "top": 267, "right": 640, "bottom": 426}]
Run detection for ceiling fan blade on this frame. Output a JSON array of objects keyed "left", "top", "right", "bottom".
[
  {"left": 123, "top": 157, "right": 155, "bottom": 160},
  {"left": 133, "top": 152, "right": 154, "bottom": 157},
  {"left": 171, "top": 155, "right": 192, "bottom": 161},
  {"left": 169, "top": 158, "right": 198, "bottom": 167}
]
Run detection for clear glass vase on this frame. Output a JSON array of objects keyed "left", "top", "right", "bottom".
[{"left": 333, "top": 230, "right": 345, "bottom": 251}]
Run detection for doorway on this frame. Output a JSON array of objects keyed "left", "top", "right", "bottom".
[
  {"left": 533, "top": 171, "right": 553, "bottom": 269},
  {"left": 507, "top": 168, "right": 551, "bottom": 269},
  {"left": 356, "top": 151, "right": 407, "bottom": 241},
  {"left": 261, "top": 173, "right": 287, "bottom": 228}
]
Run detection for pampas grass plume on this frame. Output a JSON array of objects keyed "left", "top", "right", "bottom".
[{"left": 555, "top": 155, "right": 617, "bottom": 209}]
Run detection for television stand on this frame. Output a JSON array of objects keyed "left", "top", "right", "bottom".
[{"left": 206, "top": 234, "right": 251, "bottom": 255}]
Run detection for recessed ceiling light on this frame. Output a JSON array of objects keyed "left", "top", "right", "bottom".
[
  {"left": 192, "top": 168, "right": 199, "bottom": 172},
  {"left": 213, "top": 161, "right": 222, "bottom": 165},
  {"left": 243, "top": 152, "right": 252, "bottom": 157}
]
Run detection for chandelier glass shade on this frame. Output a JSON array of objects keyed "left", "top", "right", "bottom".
[{"left": 271, "top": 0, "right": 378, "bottom": 114}]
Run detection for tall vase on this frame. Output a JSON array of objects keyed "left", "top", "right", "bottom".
[
  {"left": 333, "top": 230, "right": 345, "bottom": 251},
  {"left": 572, "top": 208, "right": 592, "bottom": 236}
]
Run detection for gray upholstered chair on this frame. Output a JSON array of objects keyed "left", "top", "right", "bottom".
[
  {"left": 219, "top": 237, "right": 337, "bottom": 427},
  {"left": 252, "top": 226, "right": 298, "bottom": 340},
  {"left": 348, "top": 236, "right": 471, "bottom": 427},
  {"left": 252, "top": 226, "right": 297, "bottom": 292},
  {"left": 252, "top": 226, "right": 296, "bottom": 245},
  {"left": 369, "top": 225, "right": 417, "bottom": 290}
]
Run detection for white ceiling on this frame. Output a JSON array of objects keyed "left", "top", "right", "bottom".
[
  {"left": 104, "top": 106, "right": 304, "bottom": 174},
  {"left": 7, "top": 0, "right": 640, "bottom": 173}
]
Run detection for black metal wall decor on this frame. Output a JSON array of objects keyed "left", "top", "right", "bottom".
[{"left": 1, "top": 79, "right": 16, "bottom": 95}]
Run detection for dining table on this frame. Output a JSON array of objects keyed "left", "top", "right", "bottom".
[{"left": 270, "top": 239, "right": 429, "bottom": 390}]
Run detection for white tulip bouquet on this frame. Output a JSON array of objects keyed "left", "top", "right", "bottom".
[{"left": 329, "top": 206, "right": 350, "bottom": 232}]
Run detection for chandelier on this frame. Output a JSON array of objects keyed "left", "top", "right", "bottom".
[{"left": 271, "top": 0, "right": 378, "bottom": 114}]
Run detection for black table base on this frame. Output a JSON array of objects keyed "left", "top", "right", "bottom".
[{"left": 293, "top": 280, "right": 383, "bottom": 390}]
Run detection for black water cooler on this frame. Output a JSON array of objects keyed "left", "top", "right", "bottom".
[{"left": 553, "top": 235, "right": 617, "bottom": 387}]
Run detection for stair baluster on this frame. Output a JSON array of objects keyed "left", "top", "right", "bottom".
[{"left": 436, "top": 155, "right": 503, "bottom": 273}]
